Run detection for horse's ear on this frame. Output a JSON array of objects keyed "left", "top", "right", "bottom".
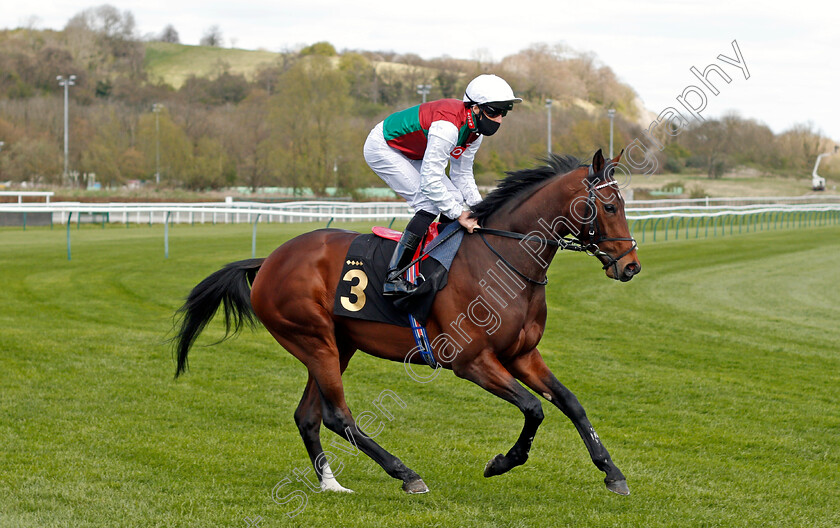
[
  {"left": 592, "top": 149, "right": 605, "bottom": 173},
  {"left": 613, "top": 149, "right": 624, "bottom": 164}
]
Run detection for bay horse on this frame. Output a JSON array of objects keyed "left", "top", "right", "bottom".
[{"left": 172, "top": 149, "right": 640, "bottom": 497}]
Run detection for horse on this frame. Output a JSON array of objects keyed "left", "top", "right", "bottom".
[{"left": 172, "top": 148, "right": 640, "bottom": 497}]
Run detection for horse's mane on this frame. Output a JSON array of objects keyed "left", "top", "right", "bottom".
[{"left": 469, "top": 154, "right": 585, "bottom": 224}]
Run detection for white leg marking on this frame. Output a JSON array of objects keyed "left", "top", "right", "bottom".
[{"left": 319, "top": 462, "right": 354, "bottom": 493}]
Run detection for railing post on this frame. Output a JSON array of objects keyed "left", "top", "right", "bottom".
[
  {"left": 165, "top": 211, "right": 170, "bottom": 259},
  {"left": 252, "top": 214, "right": 261, "bottom": 258},
  {"left": 66, "top": 212, "right": 73, "bottom": 261}
]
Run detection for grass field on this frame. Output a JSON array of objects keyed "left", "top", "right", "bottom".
[
  {"left": 144, "top": 42, "right": 282, "bottom": 89},
  {"left": 1, "top": 222, "right": 839, "bottom": 527}
]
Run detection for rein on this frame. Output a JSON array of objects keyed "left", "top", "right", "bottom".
[
  {"left": 391, "top": 224, "right": 465, "bottom": 279},
  {"left": 476, "top": 228, "right": 582, "bottom": 286}
]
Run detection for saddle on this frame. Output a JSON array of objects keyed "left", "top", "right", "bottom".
[{"left": 332, "top": 222, "right": 464, "bottom": 327}]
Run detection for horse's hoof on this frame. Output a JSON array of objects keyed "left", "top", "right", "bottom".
[
  {"left": 320, "top": 480, "right": 354, "bottom": 493},
  {"left": 402, "top": 478, "right": 429, "bottom": 494},
  {"left": 483, "top": 454, "right": 506, "bottom": 477},
  {"left": 605, "top": 478, "right": 630, "bottom": 496}
]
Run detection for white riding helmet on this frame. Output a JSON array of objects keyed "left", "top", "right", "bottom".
[{"left": 463, "top": 74, "right": 522, "bottom": 109}]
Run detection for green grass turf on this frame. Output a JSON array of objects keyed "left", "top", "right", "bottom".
[
  {"left": 1, "top": 222, "right": 839, "bottom": 527},
  {"left": 144, "top": 42, "right": 281, "bottom": 89}
]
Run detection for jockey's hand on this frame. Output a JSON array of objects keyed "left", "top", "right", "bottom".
[{"left": 457, "top": 210, "right": 479, "bottom": 233}]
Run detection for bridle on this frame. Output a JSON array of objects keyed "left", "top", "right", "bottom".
[{"left": 476, "top": 164, "right": 637, "bottom": 285}]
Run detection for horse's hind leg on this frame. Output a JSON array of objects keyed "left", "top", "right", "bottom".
[
  {"left": 507, "top": 348, "right": 629, "bottom": 496},
  {"left": 452, "top": 350, "right": 545, "bottom": 478},
  {"left": 294, "top": 346, "right": 355, "bottom": 492},
  {"left": 272, "top": 329, "right": 427, "bottom": 494}
]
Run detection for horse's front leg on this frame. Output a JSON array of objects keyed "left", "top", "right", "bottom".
[
  {"left": 453, "top": 349, "right": 545, "bottom": 477},
  {"left": 507, "top": 348, "right": 630, "bottom": 495}
]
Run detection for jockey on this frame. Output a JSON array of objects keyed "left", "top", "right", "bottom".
[{"left": 364, "top": 74, "right": 521, "bottom": 297}]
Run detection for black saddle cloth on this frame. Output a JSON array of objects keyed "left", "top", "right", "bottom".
[{"left": 332, "top": 234, "right": 450, "bottom": 327}]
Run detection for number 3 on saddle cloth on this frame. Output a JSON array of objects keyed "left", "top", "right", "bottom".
[{"left": 333, "top": 221, "right": 465, "bottom": 366}]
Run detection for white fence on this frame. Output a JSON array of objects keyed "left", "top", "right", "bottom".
[
  {"left": 628, "top": 194, "right": 840, "bottom": 209},
  {"left": 0, "top": 191, "right": 54, "bottom": 203},
  {"left": 0, "top": 200, "right": 415, "bottom": 225},
  {"left": 2, "top": 198, "right": 838, "bottom": 260},
  {"left": 2, "top": 198, "right": 840, "bottom": 225}
]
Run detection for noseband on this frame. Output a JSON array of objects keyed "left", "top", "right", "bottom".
[
  {"left": 579, "top": 172, "right": 638, "bottom": 279},
  {"left": 477, "top": 164, "right": 637, "bottom": 285}
]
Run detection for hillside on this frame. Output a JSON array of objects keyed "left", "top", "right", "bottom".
[
  {"left": 1, "top": 20, "right": 837, "bottom": 193},
  {"left": 144, "top": 42, "right": 281, "bottom": 89}
]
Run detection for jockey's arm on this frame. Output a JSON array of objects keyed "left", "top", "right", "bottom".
[
  {"left": 448, "top": 135, "right": 483, "bottom": 209},
  {"left": 419, "top": 121, "right": 464, "bottom": 220}
]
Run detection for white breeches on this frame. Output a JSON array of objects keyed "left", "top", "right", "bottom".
[{"left": 363, "top": 122, "right": 464, "bottom": 217}]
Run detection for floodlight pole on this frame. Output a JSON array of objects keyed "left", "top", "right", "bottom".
[
  {"left": 417, "top": 84, "right": 431, "bottom": 104},
  {"left": 57, "top": 75, "right": 76, "bottom": 182},
  {"left": 607, "top": 108, "right": 616, "bottom": 159},
  {"left": 545, "top": 99, "right": 552, "bottom": 155},
  {"left": 153, "top": 103, "right": 163, "bottom": 184}
]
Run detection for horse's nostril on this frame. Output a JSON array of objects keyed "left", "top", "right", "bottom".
[{"left": 625, "top": 262, "right": 640, "bottom": 276}]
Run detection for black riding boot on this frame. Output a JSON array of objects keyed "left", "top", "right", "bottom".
[
  {"left": 383, "top": 231, "right": 422, "bottom": 297},
  {"left": 383, "top": 210, "right": 436, "bottom": 297}
]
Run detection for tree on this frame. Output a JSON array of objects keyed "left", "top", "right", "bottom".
[
  {"left": 229, "top": 91, "right": 275, "bottom": 191},
  {"left": 683, "top": 119, "right": 734, "bottom": 179},
  {"left": 137, "top": 106, "right": 192, "bottom": 183},
  {"left": 184, "top": 137, "right": 233, "bottom": 189},
  {"left": 300, "top": 41, "right": 336, "bottom": 57},
  {"left": 271, "top": 56, "right": 351, "bottom": 195},
  {"left": 64, "top": 5, "right": 143, "bottom": 78},
  {"left": 2, "top": 136, "right": 62, "bottom": 183},
  {"left": 339, "top": 53, "right": 379, "bottom": 105},
  {"left": 200, "top": 26, "right": 223, "bottom": 47},
  {"left": 206, "top": 71, "right": 250, "bottom": 104},
  {"left": 158, "top": 25, "right": 180, "bottom": 43},
  {"left": 65, "top": 5, "right": 137, "bottom": 42},
  {"left": 776, "top": 122, "right": 826, "bottom": 172},
  {"left": 77, "top": 106, "right": 144, "bottom": 187}
]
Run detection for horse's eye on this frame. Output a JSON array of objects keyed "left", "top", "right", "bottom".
[{"left": 604, "top": 204, "right": 617, "bottom": 214}]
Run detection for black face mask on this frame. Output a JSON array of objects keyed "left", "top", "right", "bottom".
[{"left": 475, "top": 109, "right": 501, "bottom": 136}]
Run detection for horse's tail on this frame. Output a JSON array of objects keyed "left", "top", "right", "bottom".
[{"left": 172, "top": 258, "right": 265, "bottom": 378}]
